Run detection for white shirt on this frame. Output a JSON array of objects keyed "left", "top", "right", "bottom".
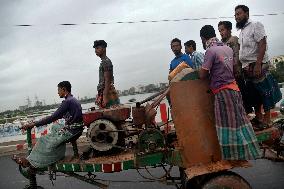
[{"left": 239, "top": 19, "right": 269, "bottom": 68}]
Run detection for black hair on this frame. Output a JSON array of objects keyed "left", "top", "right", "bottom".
[
  {"left": 171, "top": 38, "right": 181, "bottom": 46},
  {"left": 58, "top": 81, "right": 71, "bottom": 92},
  {"left": 200, "top": 25, "right": 216, "bottom": 40},
  {"left": 184, "top": 40, "right": 196, "bottom": 50},
  {"left": 218, "top": 21, "right": 232, "bottom": 30},
  {"left": 235, "top": 5, "right": 249, "bottom": 15},
  {"left": 93, "top": 40, "right": 107, "bottom": 48}
]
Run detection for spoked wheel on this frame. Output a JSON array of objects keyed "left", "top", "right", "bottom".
[{"left": 201, "top": 171, "right": 251, "bottom": 189}]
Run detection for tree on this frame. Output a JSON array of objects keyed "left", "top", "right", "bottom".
[{"left": 271, "top": 61, "right": 284, "bottom": 83}]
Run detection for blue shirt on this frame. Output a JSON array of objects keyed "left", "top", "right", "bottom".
[{"left": 170, "top": 53, "right": 193, "bottom": 71}]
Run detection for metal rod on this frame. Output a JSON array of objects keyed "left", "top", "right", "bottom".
[
  {"left": 64, "top": 172, "right": 108, "bottom": 189},
  {"left": 136, "top": 88, "right": 168, "bottom": 107},
  {"left": 26, "top": 128, "right": 33, "bottom": 155}
]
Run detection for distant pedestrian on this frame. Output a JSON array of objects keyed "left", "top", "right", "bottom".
[
  {"left": 184, "top": 40, "right": 204, "bottom": 70},
  {"left": 199, "top": 25, "right": 261, "bottom": 160},
  {"left": 235, "top": 5, "right": 282, "bottom": 127}
]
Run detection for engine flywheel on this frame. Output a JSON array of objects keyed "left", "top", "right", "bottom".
[{"left": 87, "top": 119, "right": 119, "bottom": 152}]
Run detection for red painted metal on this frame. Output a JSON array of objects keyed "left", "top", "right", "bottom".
[
  {"left": 83, "top": 111, "right": 103, "bottom": 126},
  {"left": 83, "top": 106, "right": 131, "bottom": 126},
  {"left": 160, "top": 103, "right": 168, "bottom": 123},
  {"left": 102, "top": 164, "right": 113, "bottom": 173},
  {"left": 113, "top": 162, "right": 122, "bottom": 172}
]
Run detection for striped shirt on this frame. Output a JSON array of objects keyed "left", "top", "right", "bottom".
[{"left": 189, "top": 51, "right": 204, "bottom": 70}]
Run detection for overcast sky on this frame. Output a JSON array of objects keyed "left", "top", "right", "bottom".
[{"left": 0, "top": 0, "right": 283, "bottom": 111}]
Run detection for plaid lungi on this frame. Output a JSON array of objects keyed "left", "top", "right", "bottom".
[
  {"left": 214, "top": 89, "right": 261, "bottom": 160},
  {"left": 27, "top": 123, "right": 73, "bottom": 168}
]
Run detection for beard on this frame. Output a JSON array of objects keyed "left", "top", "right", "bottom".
[
  {"left": 174, "top": 51, "right": 181, "bottom": 56},
  {"left": 236, "top": 17, "right": 248, "bottom": 29}
]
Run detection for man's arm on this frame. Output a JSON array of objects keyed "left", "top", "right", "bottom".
[
  {"left": 199, "top": 49, "right": 214, "bottom": 79},
  {"left": 103, "top": 71, "right": 111, "bottom": 106},
  {"left": 22, "top": 101, "right": 68, "bottom": 130},
  {"left": 199, "top": 68, "right": 209, "bottom": 79},
  {"left": 253, "top": 37, "right": 266, "bottom": 77},
  {"left": 36, "top": 103, "right": 68, "bottom": 126},
  {"left": 256, "top": 37, "right": 267, "bottom": 65},
  {"left": 230, "top": 37, "right": 241, "bottom": 78},
  {"left": 253, "top": 22, "right": 267, "bottom": 77}
]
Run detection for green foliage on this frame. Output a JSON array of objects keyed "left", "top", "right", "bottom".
[{"left": 271, "top": 61, "right": 284, "bottom": 83}]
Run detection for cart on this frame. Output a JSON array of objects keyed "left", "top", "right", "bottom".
[{"left": 18, "top": 77, "right": 284, "bottom": 189}]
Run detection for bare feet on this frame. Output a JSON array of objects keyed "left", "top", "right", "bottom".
[{"left": 11, "top": 155, "right": 31, "bottom": 168}]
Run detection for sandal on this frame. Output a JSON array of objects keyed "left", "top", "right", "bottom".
[{"left": 11, "top": 155, "right": 30, "bottom": 168}]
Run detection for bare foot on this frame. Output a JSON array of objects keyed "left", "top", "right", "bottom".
[{"left": 11, "top": 155, "right": 31, "bottom": 168}]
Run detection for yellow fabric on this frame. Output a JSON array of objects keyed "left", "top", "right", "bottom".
[{"left": 168, "top": 61, "right": 190, "bottom": 81}]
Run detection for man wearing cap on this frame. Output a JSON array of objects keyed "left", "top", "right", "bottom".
[{"left": 93, "top": 40, "right": 120, "bottom": 108}]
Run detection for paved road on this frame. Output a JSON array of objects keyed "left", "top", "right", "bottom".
[{"left": 0, "top": 154, "right": 283, "bottom": 189}]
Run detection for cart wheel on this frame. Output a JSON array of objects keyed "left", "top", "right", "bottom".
[{"left": 202, "top": 171, "right": 251, "bottom": 189}]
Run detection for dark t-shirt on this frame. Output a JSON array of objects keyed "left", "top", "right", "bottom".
[
  {"left": 97, "top": 56, "right": 114, "bottom": 92},
  {"left": 35, "top": 94, "right": 83, "bottom": 133}
]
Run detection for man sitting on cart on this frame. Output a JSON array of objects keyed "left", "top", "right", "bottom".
[
  {"left": 12, "top": 81, "right": 83, "bottom": 169},
  {"left": 199, "top": 25, "right": 261, "bottom": 160}
]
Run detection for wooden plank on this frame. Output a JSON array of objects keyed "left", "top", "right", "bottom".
[{"left": 170, "top": 80, "right": 222, "bottom": 168}]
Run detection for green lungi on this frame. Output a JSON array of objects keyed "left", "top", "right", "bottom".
[
  {"left": 27, "top": 123, "right": 73, "bottom": 168},
  {"left": 214, "top": 89, "right": 261, "bottom": 160}
]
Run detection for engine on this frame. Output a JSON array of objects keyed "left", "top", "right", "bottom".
[{"left": 83, "top": 105, "right": 166, "bottom": 153}]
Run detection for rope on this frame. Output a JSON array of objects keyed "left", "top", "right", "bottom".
[{"left": 9, "top": 12, "right": 284, "bottom": 27}]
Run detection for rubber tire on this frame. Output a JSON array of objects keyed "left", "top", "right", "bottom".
[{"left": 202, "top": 172, "right": 251, "bottom": 189}]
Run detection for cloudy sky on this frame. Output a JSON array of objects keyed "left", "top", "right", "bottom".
[{"left": 0, "top": 0, "right": 283, "bottom": 111}]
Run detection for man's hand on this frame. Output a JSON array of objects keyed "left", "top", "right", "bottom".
[
  {"left": 102, "top": 95, "right": 108, "bottom": 108},
  {"left": 233, "top": 65, "right": 242, "bottom": 79},
  {"left": 253, "top": 63, "right": 262, "bottom": 78},
  {"left": 21, "top": 121, "right": 35, "bottom": 131}
]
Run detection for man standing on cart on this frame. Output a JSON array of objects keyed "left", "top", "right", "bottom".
[
  {"left": 199, "top": 25, "right": 261, "bottom": 160},
  {"left": 93, "top": 40, "right": 120, "bottom": 108},
  {"left": 235, "top": 5, "right": 282, "bottom": 128}
]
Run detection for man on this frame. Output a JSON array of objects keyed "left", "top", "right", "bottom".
[
  {"left": 167, "top": 38, "right": 193, "bottom": 105},
  {"left": 93, "top": 40, "right": 120, "bottom": 108},
  {"left": 12, "top": 81, "right": 83, "bottom": 168},
  {"left": 199, "top": 25, "right": 261, "bottom": 160},
  {"left": 235, "top": 5, "right": 282, "bottom": 126},
  {"left": 218, "top": 20, "right": 261, "bottom": 115},
  {"left": 169, "top": 38, "right": 193, "bottom": 73},
  {"left": 184, "top": 40, "right": 204, "bottom": 70},
  {"left": 80, "top": 40, "right": 120, "bottom": 160}
]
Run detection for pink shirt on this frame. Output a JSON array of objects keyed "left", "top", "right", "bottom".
[{"left": 202, "top": 41, "right": 235, "bottom": 90}]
